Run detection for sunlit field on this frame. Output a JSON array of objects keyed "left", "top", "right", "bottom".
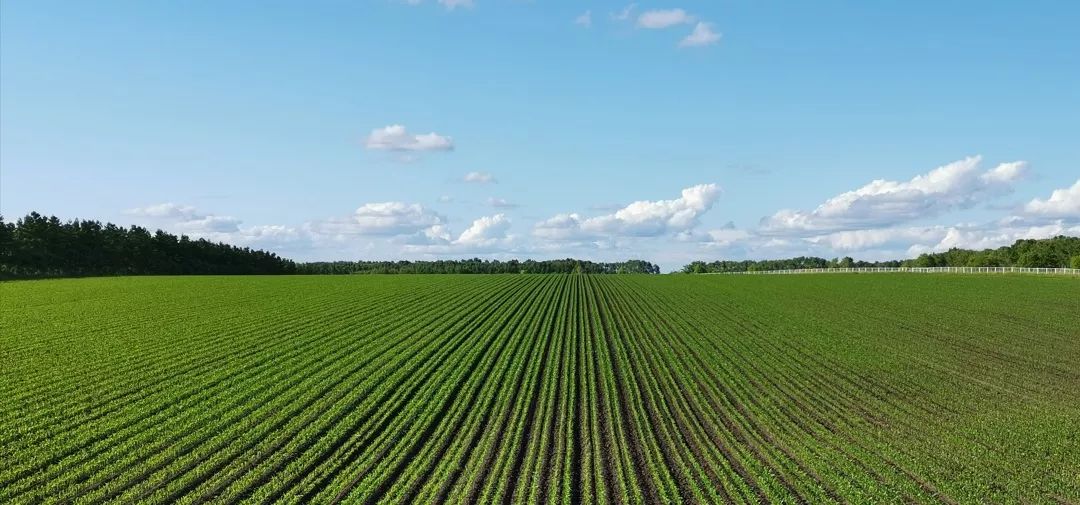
[{"left": 2, "top": 274, "right": 1078, "bottom": 503}]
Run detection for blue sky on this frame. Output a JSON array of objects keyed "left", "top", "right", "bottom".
[{"left": 2, "top": 1, "right": 1078, "bottom": 270}]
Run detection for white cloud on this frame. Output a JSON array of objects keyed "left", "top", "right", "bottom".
[
  {"left": 364, "top": 125, "right": 454, "bottom": 152},
  {"left": 533, "top": 213, "right": 588, "bottom": 241},
  {"left": 403, "top": 214, "right": 514, "bottom": 252},
  {"left": 302, "top": 202, "right": 448, "bottom": 248},
  {"left": 127, "top": 203, "right": 242, "bottom": 234},
  {"left": 239, "top": 224, "right": 304, "bottom": 243},
  {"left": 438, "top": 0, "right": 473, "bottom": 10},
  {"left": 126, "top": 203, "right": 200, "bottom": 220},
  {"left": 980, "top": 161, "right": 1028, "bottom": 184},
  {"left": 456, "top": 214, "right": 511, "bottom": 246},
  {"left": 125, "top": 202, "right": 312, "bottom": 251},
  {"left": 704, "top": 227, "right": 751, "bottom": 245},
  {"left": 176, "top": 215, "right": 243, "bottom": 234},
  {"left": 907, "top": 221, "right": 1080, "bottom": 255},
  {"left": 632, "top": 9, "right": 720, "bottom": 49},
  {"left": 463, "top": 171, "right": 496, "bottom": 184},
  {"left": 425, "top": 224, "right": 453, "bottom": 243},
  {"left": 680, "top": 22, "right": 721, "bottom": 47},
  {"left": 613, "top": 3, "right": 636, "bottom": 21},
  {"left": 535, "top": 183, "right": 721, "bottom": 240},
  {"left": 591, "top": 183, "right": 720, "bottom": 235},
  {"left": 574, "top": 10, "right": 592, "bottom": 28},
  {"left": 637, "top": 9, "right": 694, "bottom": 29},
  {"left": 488, "top": 197, "right": 518, "bottom": 209},
  {"left": 677, "top": 223, "right": 752, "bottom": 246},
  {"left": 806, "top": 226, "right": 948, "bottom": 252},
  {"left": 403, "top": 223, "right": 454, "bottom": 246},
  {"left": 782, "top": 217, "right": 1078, "bottom": 259},
  {"left": 124, "top": 156, "right": 1069, "bottom": 267},
  {"left": 1023, "top": 179, "right": 1080, "bottom": 218},
  {"left": 914, "top": 227, "right": 1005, "bottom": 253},
  {"left": 438, "top": 195, "right": 454, "bottom": 203},
  {"left": 196, "top": 224, "right": 308, "bottom": 251},
  {"left": 761, "top": 156, "right": 1028, "bottom": 233},
  {"left": 351, "top": 202, "right": 444, "bottom": 235}
]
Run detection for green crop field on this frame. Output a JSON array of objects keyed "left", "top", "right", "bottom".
[{"left": 1, "top": 274, "right": 1078, "bottom": 504}]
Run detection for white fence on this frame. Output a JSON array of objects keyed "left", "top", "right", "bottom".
[{"left": 716, "top": 267, "right": 1080, "bottom": 276}]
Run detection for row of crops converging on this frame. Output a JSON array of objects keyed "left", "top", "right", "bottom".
[{"left": 1, "top": 274, "right": 1078, "bottom": 503}]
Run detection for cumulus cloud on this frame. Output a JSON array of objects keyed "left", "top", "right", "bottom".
[
  {"left": 784, "top": 215, "right": 1077, "bottom": 259},
  {"left": 127, "top": 203, "right": 242, "bottom": 233},
  {"left": 680, "top": 22, "right": 721, "bottom": 47},
  {"left": 463, "top": 171, "right": 496, "bottom": 184},
  {"left": 633, "top": 9, "right": 720, "bottom": 49},
  {"left": 703, "top": 228, "right": 750, "bottom": 245},
  {"left": 403, "top": 214, "right": 514, "bottom": 252},
  {"left": 613, "top": 3, "right": 636, "bottom": 21},
  {"left": 364, "top": 125, "right": 454, "bottom": 152},
  {"left": 300, "top": 202, "right": 451, "bottom": 252},
  {"left": 533, "top": 213, "right": 588, "bottom": 241},
  {"left": 239, "top": 224, "right": 303, "bottom": 243},
  {"left": 426, "top": 224, "right": 454, "bottom": 242},
  {"left": 175, "top": 215, "right": 243, "bottom": 234},
  {"left": 761, "top": 156, "right": 1028, "bottom": 234},
  {"left": 591, "top": 183, "right": 720, "bottom": 235},
  {"left": 352, "top": 202, "right": 444, "bottom": 235},
  {"left": 637, "top": 9, "right": 694, "bottom": 29},
  {"left": 1023, "top": 179, "right": 1080, "bottom": 218},
  {"left": 806, "top": 226, "right": 948, "bottom": 252},
  {"left": 980, "top": 161, "right": 1028, "bottom": 184},
  {"left": 124, "top": 202, "right": 311, "bottom": 251},
  {"left": 126, "top": 157, "right": 1066, "bottom": 265},
  {"left": 457, "top": 214, "right": 511, "bottom": 246},
  {"left": 197, "top": 224, "right": 309, "bottom": 251},
  {"left": 535, "top": 183, "right": 721, "bottom": 240},
  {"left": 403, "top": 223, "right": 454, "bottom": 246},
  {"left": 676, "top": 223, "right": 752, "bottom": 246},
  {"left": 574, "top": 10, "right": 592, "bottom": 28},
  {"left": 126, "top": 203, "right": 200, "bottom": 220},
  {"left": 907, "top": 221, "right": 1080, "bottom": 256}
]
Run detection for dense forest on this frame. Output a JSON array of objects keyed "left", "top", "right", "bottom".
[
  {"left": 0, "top": 213, "right": 297, "bottom": 279},
  {"left": 298, "top": 258, "right": 661, "bottom": 275},
  {"left": 682, "top": 236, "right": 1080, "bottom": 273}
]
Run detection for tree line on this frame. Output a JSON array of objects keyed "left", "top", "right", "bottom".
[
  {"left": 297, "top": 258, "right": 661, "bottom": 275},
  {"left": 682, "top": 256, "right": 903, "bottom": 274},
  {"left": 6, "top": 212, "right": 1073, "bottom": 278},
  {"left": 0, "top": 212, "right": 660, "bottom": 279},
  {"left": 682, "top": 236, "right": 1080, "bottom": 273},
  {"left": 905, "top": 236, "right": 1080, "bottom": 269},
  {"left": 0, "top": 213, "right": 297, "bottom": 279}
]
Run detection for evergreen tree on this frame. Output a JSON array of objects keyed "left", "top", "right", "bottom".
[{"left": 0, "top": 212, "right": 296, "bottom": 279}]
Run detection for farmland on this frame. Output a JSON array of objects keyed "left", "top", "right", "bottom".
[{"left": 1, "top": 274, "right": 1078, "bottom": 504}]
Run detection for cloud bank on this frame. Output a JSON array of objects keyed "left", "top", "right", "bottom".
[
  {"left": 761, "top": 156, "right": 1027, "bottom": 234},
  {"left": 127, "top": 157, "right": 1076, "bottom": 269}
]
